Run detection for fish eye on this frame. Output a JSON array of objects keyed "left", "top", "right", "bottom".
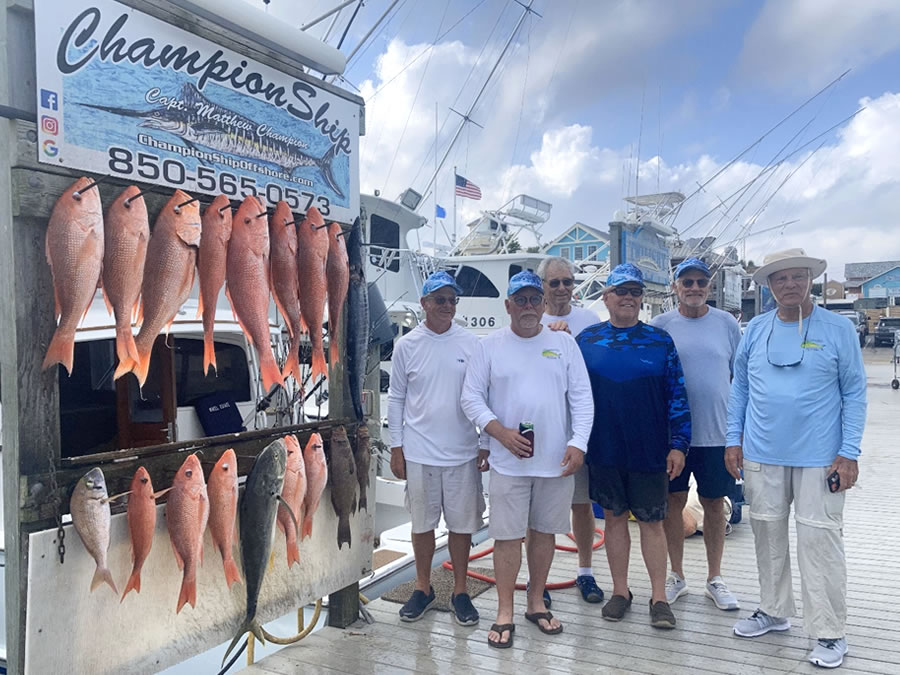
[
  {"left": 185, "top": 469, "right": 193, "bottom": 477},
  {"left": 222, "top": 463, "right": 230, "bottom": 470},
  {"left": 85, "top": 479, "right": 94, "bottom": 488},
  {"left": 287, "top": 450, "right": 293, "bottom": 455},
  {"left": 140, "top": 477, "right": 149, "bottom": 484}
]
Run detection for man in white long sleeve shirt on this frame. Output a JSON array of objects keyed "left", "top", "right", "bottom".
[
  {"left": 388, "top": 271, "right": 489, "bottom": 627},
  {"left": 461, "top": 270, "right": 594, "bottom": 649}
]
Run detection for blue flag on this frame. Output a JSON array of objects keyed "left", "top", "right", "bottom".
[{"left": 435, "top": 204, "right": 447, "bottom": 218}]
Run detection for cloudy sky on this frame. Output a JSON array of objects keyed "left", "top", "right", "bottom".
[{"left": 255, "top": 0, "right": 900, "bottom": 280}]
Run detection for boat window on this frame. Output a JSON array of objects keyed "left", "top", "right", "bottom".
[
  {"left": 369, "top": 214, "right": 400, "bottom": 273},
  {"left": 59, "top": 339, "right": 119, "bottom": 457},
  {"left": 574, "top": 246, "right": 584, "bottom": 260},
  {"left": 173, "top": 338, "right": 252, "bottom": 406},
  {"left": 560, "top": 247, "right": 570, "bottom": 260},
  {"left": 489, "top": 220, "right": 498, "bottom": 231},
  {"left": 509, "top": 264, "right": 522, "bottom": 279},
  {"left": 453, "top": 265, "right": 500, "bottom": 298}
]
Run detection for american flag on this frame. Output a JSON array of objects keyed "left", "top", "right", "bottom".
[{"left": 455, "top": 174, "right": 482, "bottom": 200}]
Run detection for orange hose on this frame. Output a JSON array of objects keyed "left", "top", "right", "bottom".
[{"left": 442, "top": 528, "right": 605, "bottom": 590}]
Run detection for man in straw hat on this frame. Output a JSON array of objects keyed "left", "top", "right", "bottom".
[{"left": 725, "top": 249, "right": 866, "bottom": 669}]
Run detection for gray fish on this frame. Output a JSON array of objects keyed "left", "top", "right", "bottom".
[
  {"left": 70, "top": 467, "right": 117, "bottom": 594},
  {"left": 354, "top": 425, "right": 371, "bottom": 512},
  {"left": 80, "top": 83, "right": 344, "bottom": 198},
  {"left": 222, "top": 438, "right": 294, "bottom": 664},
  {"left": 346, "top": 216, "right": 369, "bottom": 420},
  {"left": 329, "top": 426, "right": 358, "bottom": 549}
]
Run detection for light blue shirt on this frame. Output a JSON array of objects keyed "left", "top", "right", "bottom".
[{"left": 726, "top": 306, "right": 867, "bottom": 465}]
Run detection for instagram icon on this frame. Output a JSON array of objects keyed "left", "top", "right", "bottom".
[{"left": 41, "top": 115, "right": 59, "bottom": 135}]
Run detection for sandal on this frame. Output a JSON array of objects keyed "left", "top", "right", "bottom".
[
  {"left": 487, "top": 623, "right": 515, "bottom": 649},
  {"left": 524, "top": 610, "right": 563, "bottom": 635}
]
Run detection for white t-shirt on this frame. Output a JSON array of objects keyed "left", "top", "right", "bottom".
[
  {"left": 387, "top": 322, "right": 480, "bottom": 466},
  {"left": 543, "top": 306, "right": 601, "bottom": 340},
  {"left": 461, "top": 326, "right": 594, "bottom": 477}
]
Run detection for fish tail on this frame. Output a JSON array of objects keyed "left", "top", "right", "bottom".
[
  {"left": 132, "top": 345, "right": 153, "bottom": 388},
  {"left": 221, "top": 619, "right": 262, "bottom": 666},
  {"left": 120, "top": 567, "right": 142, "bottom": 601},
  {"left": 176, "top": 576, "right": 196, "bottom": 613},
  {"left": 113, "top": 356, "right": 135, "bottom": 381},
  {"left": 317, "top": 144, "right": 344, "bottom": 199},
  {"left": 224, "top": 556, "right": 242, "bottom": 589},
  {"left": 281, "top": 347, "right": 302, "bottom": 383},
  {"left": 329, "top": 337, "right": 341, "bottom": 369},
  {"left": 259, "top": 350, "right": 284, "bottom": 392},
  {"left": 115, "top": 323, "right": 140, "bottom": 367},
  {"left": 42, "top": 327, "right": 76, "bottom": 375},
  {"left": 337, "top": 517, "right": 352, "bottom": 550},
  {"left": 359, "top": 492, "right": 368, "bottom": 512},
  {"left": 91, "top": 565, "right": 118, "bottom": 595},
  {"left": 286, "top": 540, "right": 301, "bottom": 568},
  {"left": 310, "top": 346, "right": 328, "bottom": 383},
  {"left": 301, "top": 515, "right": 314, "bottom": 540},
  {"left": 204, "top": 330, "right": 217, "bottom": 376}
]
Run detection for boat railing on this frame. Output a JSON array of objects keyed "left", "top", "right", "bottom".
[{"left": 573, "top": 261, "right": 610, "bottom": 304}]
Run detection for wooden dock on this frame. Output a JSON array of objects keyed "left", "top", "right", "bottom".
[{"left": 245, "top": 351, "right": 900, "bottom": 674}]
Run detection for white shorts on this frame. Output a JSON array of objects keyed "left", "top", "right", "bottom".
[
  {"left": 405, "top": 459, "right": 486, "bottom": 535},
  {"left": 572, "top": 464, "right": 590, "bottom": 504},
  {"left": 488, "top": 469, "right": 574, "bottom": 540}
]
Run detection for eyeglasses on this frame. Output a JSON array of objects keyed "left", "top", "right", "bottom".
[
  {"left": 429, "top": 296, "right": 459, "bottom": 306},
  {"left": 512, "top": 295, "right": 544, "bottom": 307},
  {"left": 766, "top": 313, "right": 811, "bottom": 367},
  {"left": 546, "top": 278, "right": 574, "bottom": 288},
  {"left": 679, "top": 278, "right": 709, "bottom": 288},
  {"left": 612, "top": 287, "right": 644, "bottom": 297}
]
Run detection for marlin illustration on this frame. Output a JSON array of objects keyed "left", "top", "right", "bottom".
[{"left": 79, "top": 83, "right": 344, "bottom": 198}]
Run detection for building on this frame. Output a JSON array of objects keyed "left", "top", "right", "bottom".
[
  {"left": 542, "top": 222, "right": 610, "bottom": 265},
  {"left": 844, "top": 260, "right": 900, "bottom": 297},
  {"left": 824, "top": 279, "right": 845, "bottom": 301},
  {"left": 861, "top": 265, "right": 900, "bottom": 301}
]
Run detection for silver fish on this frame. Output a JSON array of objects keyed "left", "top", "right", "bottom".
[{"left": 70, "top": 467, "right": 117, "bottom": 594}]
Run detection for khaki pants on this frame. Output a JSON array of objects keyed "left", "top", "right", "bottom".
[{"left": 744, "top": 460, "right": 846, "bottom": 639}]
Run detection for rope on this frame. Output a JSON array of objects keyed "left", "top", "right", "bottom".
[{"left": 441, "top": 528, "right": 605, "bottom": 590}]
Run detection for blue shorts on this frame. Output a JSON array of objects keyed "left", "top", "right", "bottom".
[{"left": 669, "top": 446, "right": 734, "bottom": 499}]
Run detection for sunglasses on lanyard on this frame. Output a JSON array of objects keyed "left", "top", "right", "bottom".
[{"left": 766, "top": 313, "right": 811, "bottom": 367}]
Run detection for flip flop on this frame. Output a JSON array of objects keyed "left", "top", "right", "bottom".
[
  {"left": 487, "top": 623, "right": 515, "bottom": 649},
  {"left": 524, "top": 611, "right": 563, "bottom": 635}
]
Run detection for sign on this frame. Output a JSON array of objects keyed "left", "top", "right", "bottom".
[
  {"left": 619, "top": 223, "right": 670, "bottom": 286},
  {"left": 34, "top": 0, "right": 360, "bottom": 223}
]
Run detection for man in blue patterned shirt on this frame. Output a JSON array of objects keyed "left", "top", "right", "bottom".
[{"left": 577, "top": 263, "right": 691, "bottom": 630}]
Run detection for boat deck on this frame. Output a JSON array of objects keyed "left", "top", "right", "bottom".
[{"left": 245, "top": 351, "right": 900, "bottom": 674}]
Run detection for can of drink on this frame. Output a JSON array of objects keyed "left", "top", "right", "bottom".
[{"left": 518, "top": 421, "right": 534, "bottom": 458}]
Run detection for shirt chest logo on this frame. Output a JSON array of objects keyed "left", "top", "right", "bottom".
[{"left": 541, "top": 349, "right": 562, "bottom": 359}]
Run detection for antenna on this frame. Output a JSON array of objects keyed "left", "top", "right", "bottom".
[{"left": 636, "top": 87, "right": 645, "bottom": 197}]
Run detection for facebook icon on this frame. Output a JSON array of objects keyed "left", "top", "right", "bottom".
[{"left": 40, "top": 89, "right": 58, "bottom": 110}]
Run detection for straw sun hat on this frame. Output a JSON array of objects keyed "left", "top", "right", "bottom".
[{"left": 752, "top": 248, "right": 827, "bottom": 287}]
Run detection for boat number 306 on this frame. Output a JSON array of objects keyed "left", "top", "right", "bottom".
[
  {"left": 106, "top": 145, "right": 331, "bottom": 214},
  {"left": 461, "top": 316, "right": 496, "bottom": 328}
]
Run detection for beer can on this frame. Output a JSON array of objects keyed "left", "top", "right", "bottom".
[{"left": 519, "top": 421, "right": 534, "bottom": 458}]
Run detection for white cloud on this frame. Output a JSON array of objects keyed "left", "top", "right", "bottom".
[{"left": 737, "top": 0, "right": 900, "bottom": 90}]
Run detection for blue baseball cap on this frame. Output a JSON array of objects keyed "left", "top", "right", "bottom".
[
  {"left": 507, "top": 270, "right": 543, "bottom": 296},
  {"left": 422, "top": 271, "right": 462, "bottom": 296},
  {"left": 606, "top": 263, "right": 645, "bottom": 287},
  {"left": 674, "top": 257, "right": 711, "bottom": 279}
]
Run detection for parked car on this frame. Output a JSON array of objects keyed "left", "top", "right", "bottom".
[
  {"left": 834, "top": 310, "right": 867, "bottom": 347},
  {"left": 874, "top": 316, "right": 900, "bottom": 347}
]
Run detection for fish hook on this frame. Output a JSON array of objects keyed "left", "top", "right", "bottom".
[
  {"left": 313, "top": 223, "right": 329, "bottom": 230},
  {"left": 174, "top": 196, "right": 199, "bottom": 213},
  {"left": 218, "top": 202, "right": 232, "bottom": 215},
  {"left": 336, "top": 229, "right": 350, "bottom": 237},
  {"left": 282, "top": 219, "right": 297, "bottom": 227},
  {"left": 72, "top": 176, "right": 108, "bottom": 200},
  {"left": 124, "top": 188, "right": 151, "bottom": 208},
  {"left": 256, "top": 211, "right": 268, "bottom": 219}
]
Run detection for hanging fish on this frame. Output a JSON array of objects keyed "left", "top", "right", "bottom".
[
  {"left": 325, "top": 221, "right": 349, "bottom": 368},
  {"left": 207, "top": 448, "right": 241, "bottom": 589},
  {"left": 354, "top": 424, "right": 371, "bottom": 512},
  {"left": 198, "top": 195, "right": 233, "bottom": 375},
  {"left": 329, "top": 425, "right": 358, "bottom": 549},
  {"left": 121, "top": 467, "right": 159, "bottom": 601},
  {"left": 166, "top": 454, "right": 209, "bottom": 613},
  {"left": 346, "top": 217, "right": 369, "bottom": 420},
  {"left": 103, "top": 186, "right": 149, "bottom": 371},
  {"left": 269, "top": 201, "right": 304, "bottom": 383},
  {"left": 297, "top": 206, "right": 330, "bottom": 384},
  {"left": 300, "top": 433, "right": 327, "bottom": 540},
  {"left": 69, "top": 467, "right": 117, "bottom": 594},
  {"left": 278, "top": 434, "right": 307, "bottom": 567},
  {"left": 43, "top": 177, "right": 104, "bottom": 374}
]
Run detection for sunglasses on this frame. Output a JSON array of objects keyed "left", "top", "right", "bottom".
[
  {"left": 546, "top": 278, "right": 574, "bottom": 288},
  {"left": 429, "top": 296, "right": 460, "bottom": 305},
  {"left": 612, "top": 287, "right": 644, "bottom": 297},
  {"left": 512, "top": 295, "right": 544, "bottom": 307},
  {"left": 766, "top": 314, "right": 811, "bottom": 367},
  {"left": 680, "top": 278, "right": 709, "bottom": 288}
]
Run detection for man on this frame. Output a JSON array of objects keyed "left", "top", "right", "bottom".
[
  {"left": 536, "top": 255, "right": 604, "bottom": 605},
  {"left": 576, "top": 263, "right": 689, "bottom": 629},
  {"left": 388, "top": 271, "right": 489, "bottom": 627},
  {"left": 650, "top": 258, "right": 742, "bottom": 611},
  {"left": 461, "top": 270, "right": 593, "bottom": 648},
  {"left": 726, "top": 249, "right": 866, "bottom": 669}
]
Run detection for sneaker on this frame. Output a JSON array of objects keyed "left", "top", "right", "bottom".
[
  {"left": 450, "top": 592, "right": 479, "bottom": 626},
  {"left": 705, "top": 576, "right": 740, "bottom": 610},
  {"left": 808, "top": 637, "right": 848, "bottom": 669},
  {"left": 733, "top": 609, "right": 791, "bottom": 637},
  {"left": 399, "top": 586, "right": 436, "bottom": 622},
  {"left": 649, "top": 600, "right": 676, "bottom": 629},
  {"left": 665, "top": 572, "right": 688, "bottom": 604},
  {"left": 574, "top": 575, "right": 604, "bottom": 603},
  {"left": 601, "top": 590, "right": 633, "bottom": 621},
  {"left": 526, "top": 581, "right": 552, "bottom": 609}
]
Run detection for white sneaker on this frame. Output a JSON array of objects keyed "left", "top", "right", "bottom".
[
  {"left": 665, "top": 572, "right": 688, "bottom": 604},
  {"left": 705, "top": 576, "right": 740, "bottom": 610},
  {"left": 808, "top": 638, "right": 848, "bottom": 668},
  {"left": 733, "top": 609, "right": 791, "bottom": 637}
]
